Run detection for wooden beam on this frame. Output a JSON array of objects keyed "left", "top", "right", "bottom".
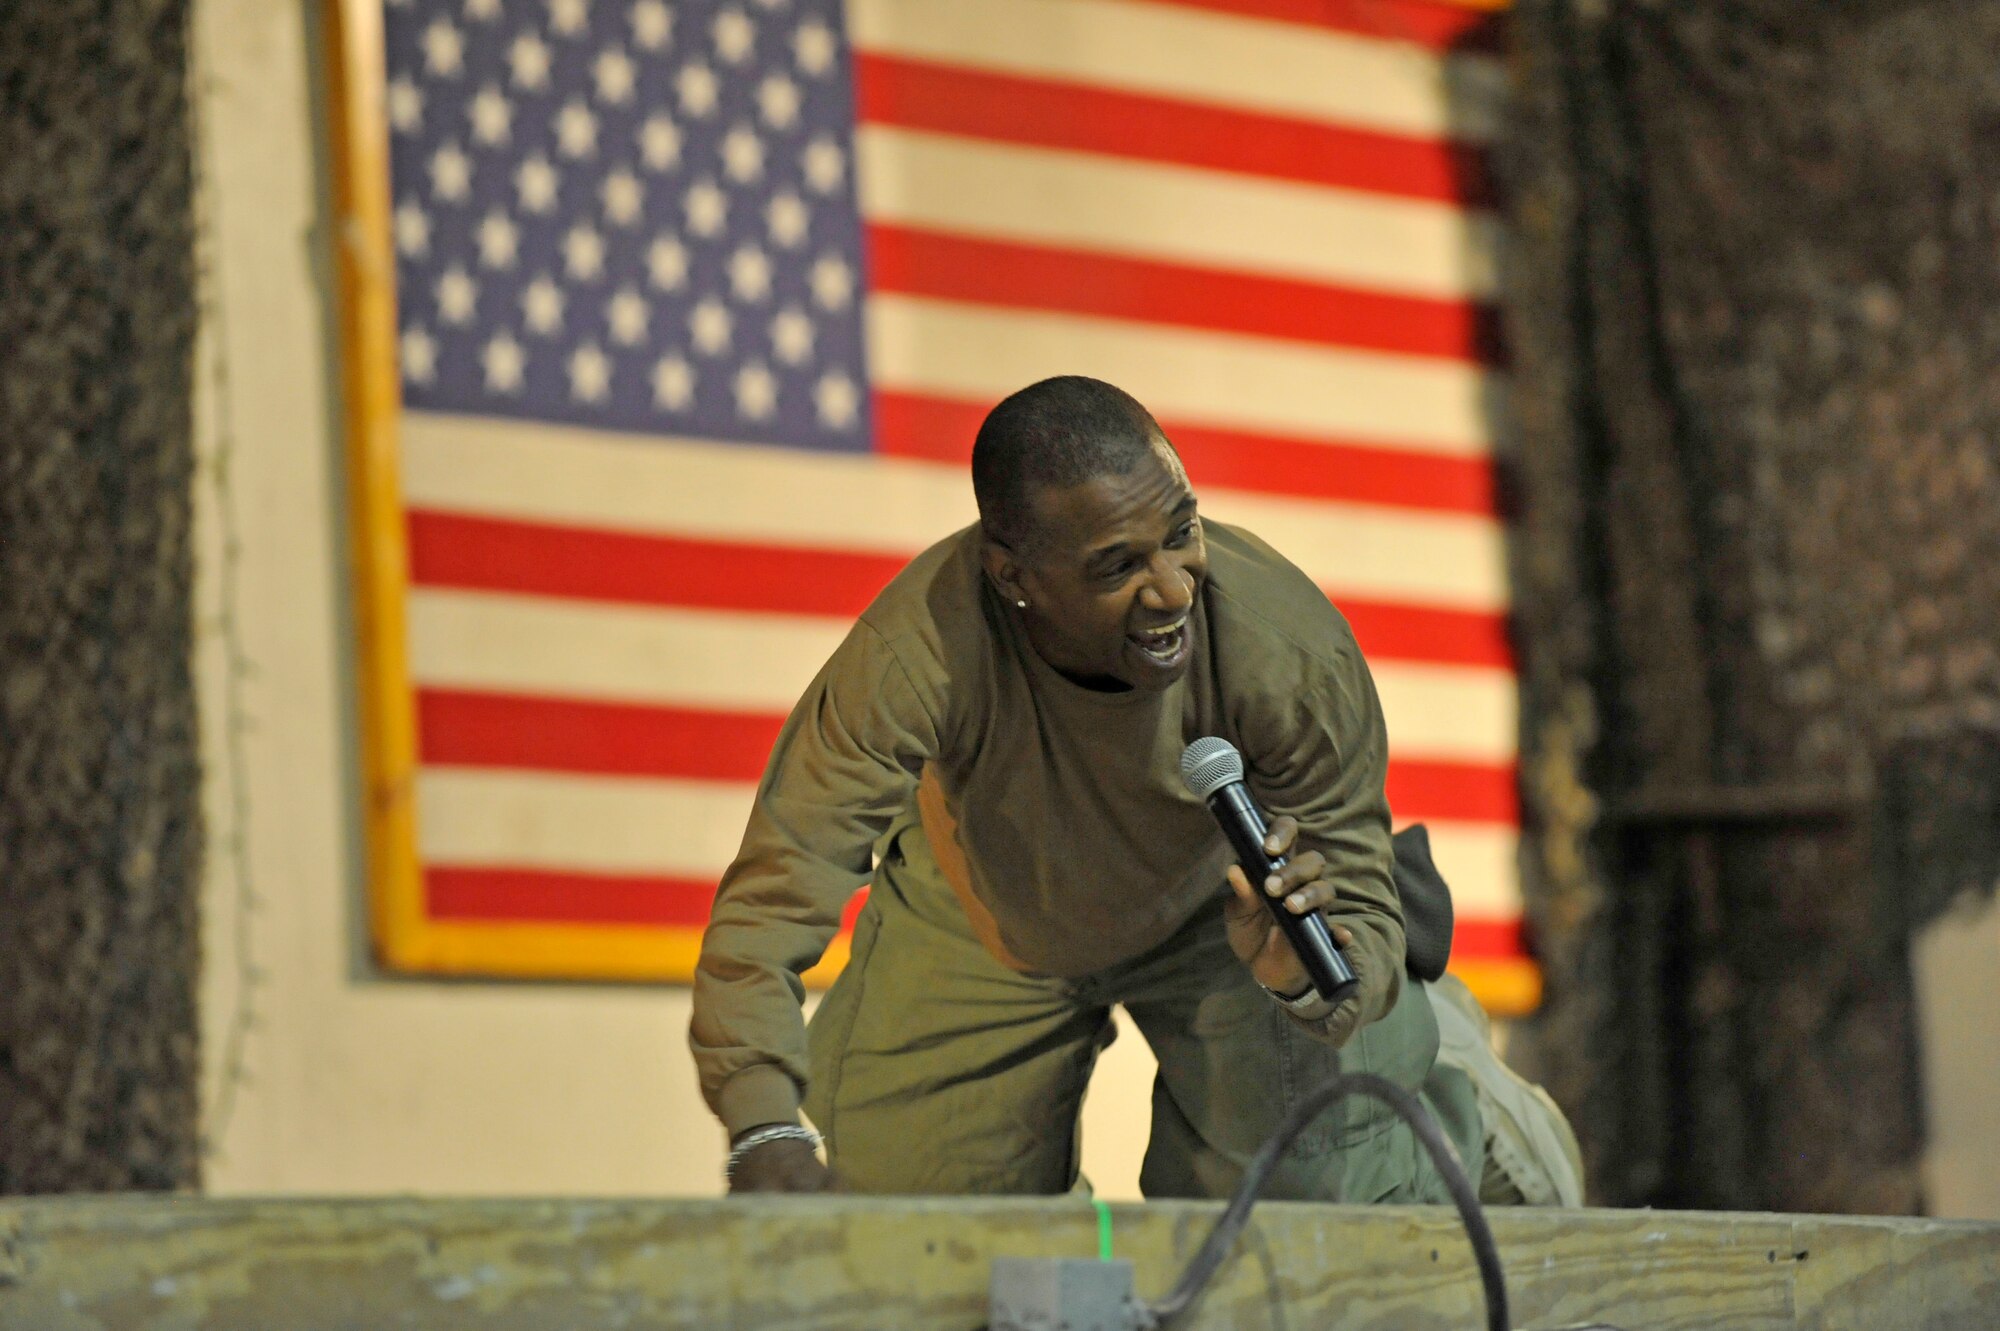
[{"left": 1, "top": 1197, "right": 1993, "bottom": 1329}]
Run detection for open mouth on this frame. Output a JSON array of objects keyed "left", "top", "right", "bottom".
[{"left": 1129, "top": 612, "right": 1191, "bottom": 667}]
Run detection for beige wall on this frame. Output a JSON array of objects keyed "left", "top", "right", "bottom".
[
  {"left": 188, "top": 0, "right": 1158, "bottom": 1199},
  {"left": 1912, "top": 894, "right": 2000, "bottom": 1219}
]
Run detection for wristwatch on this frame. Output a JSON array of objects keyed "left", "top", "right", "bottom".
[
  {"left": 1262, "top": 982, "right": 1336, "bottom": 1017},
  {"left": 724, "top": 1123, "right": 822, "bottom": 1184}
]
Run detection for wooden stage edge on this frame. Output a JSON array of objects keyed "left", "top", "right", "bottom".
[{"left": 0, "top": 1195, "right": 1994, "bottom": 1329}]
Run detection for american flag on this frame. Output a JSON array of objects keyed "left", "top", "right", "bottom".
[{"left": 371, "top": 0, "right": 1532, "bottom": 1010}]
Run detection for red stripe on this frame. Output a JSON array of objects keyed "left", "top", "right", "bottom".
[
  {"left": 427, "top": 866, "right": 719, "bottom": 926},
  {"left": 1334, "top": 597, "right": 1511, "bottom": 670},
  {"left": 407, "top": 509, "right": 907, "bottom": 617},
  {"left": 854, "top": 52, "right": 1492, "bottom": 208},
  {"left": 1450, "top": 915, "right": 1526, "bottom": 960},
  {"left": 1387, "top": 757, "right": 1518, "bottom": 824},
  {"left": 868, "top": 224, "right": 1501, "bottom": 364},
  {"left": 418, "top": 688, "right": 1518, "bottom": 825},
  {"left": 1138, "top": 0, "right": 1506, "bottom": 55},
  {"left": 872, "top": 390, "right": 1499, "bottom": 518},
  {"left": 426, "top": 865, "right": 871, "bottom": 931},
  {"left": 409, "top": 505, "right": 1509, "bottom": 669}
]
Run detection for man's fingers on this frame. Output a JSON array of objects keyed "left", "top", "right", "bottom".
[
  {"left": 1261, "top": 814, "right": 1299, "bottom": 857},
  {"left": 1279, "top": 879, "right": 1339, "bottom": 915},
  {"left": 1262, "top": 849, "right": 1326, "bottom": 897}
]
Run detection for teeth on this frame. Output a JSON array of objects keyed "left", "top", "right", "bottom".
[{"left": 1136, "top": 615, "right": 1188, "bottom": 640}]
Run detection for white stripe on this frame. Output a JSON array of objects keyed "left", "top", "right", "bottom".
[
  {"left": 409, "top": 590, "right": 1515, "bottom": 762},
  {"left": 848, "top": 0, "right": 1505, "bottom": 144},
  {"left": 858, "top": 126, "right": 1496, "bottom": 301},
  {"left": 1404, "top": 820, "right": 1519, "bottom": 917},
  {"left": 418, "top": 769, "right": 1519, "bottom": 917},
  {"left": 419, "top": 767, "right": 753, "bottom": 876},
  {"left": 400, "top": 415, "right": 1507, "bottom": 609},
  {"left": 869, "top": 295, "right": 1496, "bottom": 458}
]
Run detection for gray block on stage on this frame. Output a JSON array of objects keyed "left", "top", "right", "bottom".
[{"left": 989, "top": 1256, "right": 1145, "bottom": 1331}]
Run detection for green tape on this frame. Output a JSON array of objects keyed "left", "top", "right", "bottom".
[{"left": 1092, "top": 1198, "right": 1114, "bottom": 1262}]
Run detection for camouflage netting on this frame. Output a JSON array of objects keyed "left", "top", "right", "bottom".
[
  {"left": 0, "top": 0, "right": 200, "bottom": 1192},
  {"left": 1503, "top": 0, "right": 2000, "bottom": 1213}
]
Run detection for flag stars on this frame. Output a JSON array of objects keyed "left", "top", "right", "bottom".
[
  {"left": 594, "top": 48, "right": 636, "bottom": 104},
  {"left": 794, "top": 20, "right": 835, "bottom": 76},
  {"left": 690, "top": 297, "right": 733, "bottom": 354},
  {"left": 515, "top": 154, "right": 559, "bottom": 213},
  {"left": 564, "top": 223, "right": 607, "bottom": 280},
  {"left": 770, "top": 306, "right": 813, "bottom": 365},
  {"left": 469, "top": 85, "right": 512, "bottom": 145},
  {"left": 388, "top": 77, "right": 423, "bottom": 132},
  {"left": 809, "top": 254, "right": 853, "bottom": 310},
  {"left": 652, "top": 354, "right": 695, "bottom": 410},
  {"left": 422, "top": 18, "right": 464, "bottom": 76},
  {"left": 547, "top": 0, "right": 589, "bottom": 37},
  {"left": 430, "top": 143, "right": 473, "bottom": 201},
  {"left": 400, "top": 326, "right": 438, "bottom": 384},
  {"left": 815, "top": 371, "right": 859, "bottom": 429},
  {"left": 601, "top": 168, "right": 645, "bottom": 225},
  {"left": 735, "top": 361, "right": 778, "bottom": 420},
  {"left": 721, "top": 125, "right": 765, "bottom": 183},
  {"left": 767, "top": 191, "right": 808, "bottom": 248},
  {"left": 522, "top": 275, "right": 566, "bottom": 334},
  {"left": 476, "top": 210, "right": 519, "bottom": 268},
  {"left": 712, "top": 8, "right": 756, "bottom": 64},
  {"left": 678, "top": 63, "right": 719, "bottom": 117},
  {"left": 728, "top": 246, "right": 773, "bottom": 302},
  {"left": 639, "top": 114, "right": 682, "bottom": 171},
  {"left": 630, "top": 0, "right": 671, "bottom": 51},
  {"left": 802, "top": 136, "right": 844, "bottom": 194},
  {"left": 482, "top": 331, "right": 525, "bottom": 393},
  {"left": 684, "top": 179, "right": 727, "bottom": 237},
  {"left": 607, "top": 287, "right": 651, "bottom": 346},
  {"left": 758, "top": 74, "right": 800, "bottom": 130},
  {"left": 647, "top": 235, "right": 690, "bottom": 290},
  {"left": 569, "top": 342, "right": 612, "bottom": 402},
  {"left": 555, "top": 100, "right": 599, "bottom": 158},
  {"left": 435, "top": 265, "right": 479, "bottom": 325},
  {"left": 394, "top": 201, "right": 430, "bottom": 257},
  {"left": 509, "top": 33, "right": 552, "bottom": 90},
  {"left": 464, "top": 0, "right": 501, "bottom": 20}
]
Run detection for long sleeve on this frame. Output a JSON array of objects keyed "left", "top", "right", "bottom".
[
  {"left": 688, "top": 617, "right": 941, "bottom": 1136},
  {"left": 1230, "top": 598, "right": 1403, "bottom": 1042}
]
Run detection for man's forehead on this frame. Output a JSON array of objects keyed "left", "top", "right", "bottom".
[{"left": 1031, "top": 445, "right": 1196, "bottom": 550}]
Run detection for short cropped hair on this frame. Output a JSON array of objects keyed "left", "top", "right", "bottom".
[{"left": 971, "top": 376, "right": 1165, "bottom": 556}]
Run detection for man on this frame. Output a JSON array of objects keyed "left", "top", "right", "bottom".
[{"left": 691, "top": 376, "right": 1580, "bottom": 1203}]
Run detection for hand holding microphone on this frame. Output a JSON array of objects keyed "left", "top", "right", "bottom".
[{"left": 1181, "top": 738, "right": 1360, "bottom": 1008}]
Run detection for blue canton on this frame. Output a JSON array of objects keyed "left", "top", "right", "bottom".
[{"left": 381, "top": 0, "right": 871, "bottom": 452}]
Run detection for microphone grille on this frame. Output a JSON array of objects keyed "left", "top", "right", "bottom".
[{"left": 1179, "top": 737, "right": 1244, "bottom": 800}]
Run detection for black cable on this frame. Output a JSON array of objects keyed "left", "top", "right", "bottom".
[{"left": 1141, "top": 1071, "right": 1508, "bottom": 1331}]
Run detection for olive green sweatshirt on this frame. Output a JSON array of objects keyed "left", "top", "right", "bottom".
[{"left": 690, "top": 521, "right": 1404, "bottom": 1136}]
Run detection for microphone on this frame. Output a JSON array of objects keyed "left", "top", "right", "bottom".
[{"left": 1180, "top": 737, "right": 1359, "bottom": 1006}]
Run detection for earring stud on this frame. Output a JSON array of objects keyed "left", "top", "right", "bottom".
[{"left": 1016, "top": 600, "right": 1028, "bottom": 609}]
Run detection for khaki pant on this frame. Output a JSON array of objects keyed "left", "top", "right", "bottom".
[{"left": 804, "top": 853, "right": 1487, "bottom": 1202}]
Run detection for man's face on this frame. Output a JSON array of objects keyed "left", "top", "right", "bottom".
[{"left": 998, "top": 440, "right": 1208, "bottom": 692}]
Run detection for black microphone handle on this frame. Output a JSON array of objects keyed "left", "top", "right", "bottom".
[{"left": 1207, "top": 784, "right": 1360, "bottom": 1006}]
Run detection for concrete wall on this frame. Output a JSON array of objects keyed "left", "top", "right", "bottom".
[{"left": 186, "top": 0, "right": 1158, "bottom": 1200}]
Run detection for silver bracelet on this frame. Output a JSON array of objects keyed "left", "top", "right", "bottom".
[{"left": 725, "top": 1123, "right": 822, "bottom": 1183}]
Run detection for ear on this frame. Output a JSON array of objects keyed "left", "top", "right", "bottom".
[{"left": 981, "top": 534, "right": 1030, "bottom": 607}]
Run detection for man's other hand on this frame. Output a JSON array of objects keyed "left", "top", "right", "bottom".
[
  {"left": 1222, "top": 814, "right": 1356, "bottom": 998},
  {"left": 728, "top": 1132, "right": 839, "bottom": 1194}
]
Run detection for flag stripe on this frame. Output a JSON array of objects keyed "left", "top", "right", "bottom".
[
  {"left": 423, "top": 861, "right": 1522, "bottom": 959},
  {"left": 857, "top": 126, "right": 1495, "bottom": 301},
  {"left": 416, "top": 686, "right": 1515, "bottom": 823},
  {"left": 847, "top": 0, "right": 1503, "bottom": 140},
  {"left": 409, "top": 506, "right": 1511, "bottom": 668},
  {"left": 855, "top": 52, "right": 1492, "bottom": 207},
  {"left": 1139, "top": 0, "right": 1506, "bottom": 55},
  {"left": 415, "top": 766, "right": 1520, "bottom": 915},
  {"left": 866, "top": 224, "right": 1501, "bottom": 364},
  {"left": 406, "top": 593, "right": 1518, "bottom": 761},
  {"left": 872, "top": 391, "right": 1500, "bottom": 519},
  {"left": 401, "top": 415, "right": 1509, "bottom": 609},
  {"left": 868, "top": 295, "right": 1496, "bottom": 458}
]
